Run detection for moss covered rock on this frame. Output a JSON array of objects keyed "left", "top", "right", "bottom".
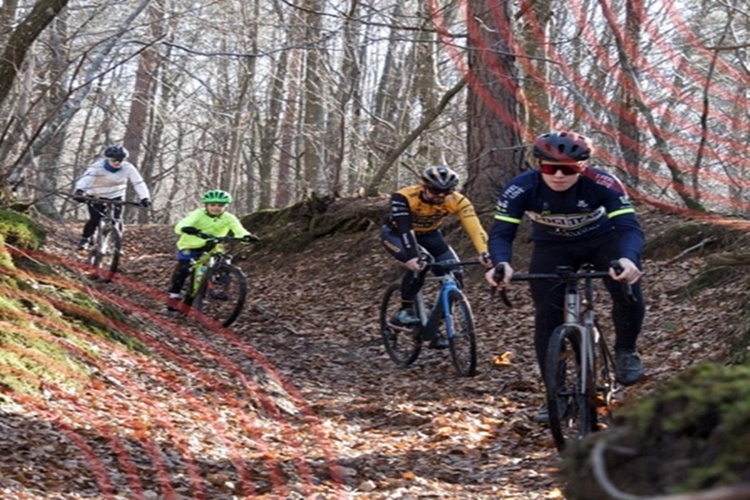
[{"left": 563, "top": 363, "right": 750, "bottom": 499}]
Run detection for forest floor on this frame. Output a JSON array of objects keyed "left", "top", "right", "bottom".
[{"left": 1, "top": 200, "right": 747, "bottom": 499}]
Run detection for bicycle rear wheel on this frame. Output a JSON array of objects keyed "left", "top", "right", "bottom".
[
  {"left": 380, "top": 282, "right": 421, "bottom": 366},
  {"left": 544, "top": 325, "right": 597, "bottom": 452},
  {"left": 194, "top": 263, "right": 247, "bottom": 327},
  {"left": 87, "top": 225, "right": 121, "bottom": 281},
  {"left": 446, "top": 290, "right": 477, "bottom": 377}
]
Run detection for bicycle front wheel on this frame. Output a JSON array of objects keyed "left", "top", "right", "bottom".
[
  {"left": 544, "top": 325, "right": 597, "bottom": 452},
  {"left": 87, "top": 225, "right": 121, "bottom": 281},
  {"left": 380, "top": 282, "right": 421, "bottom": 366},
  {"left": 446, "top": 290, "right": 477, "bottom": 377},
  {"left": 193, "top": 264, "right": 248, "bottom": 327}
]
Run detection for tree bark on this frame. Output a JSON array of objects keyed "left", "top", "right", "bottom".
[
  {"left": 464, "top": 0, "right": 524, "bottom": 210},
  {"left": 0, "top": 0, "right": 69, "bottom": 107}
]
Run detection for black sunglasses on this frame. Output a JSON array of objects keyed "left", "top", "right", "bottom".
[
  {"left": 426, "top": 186, "right": 454, "bottom": 196},
  {"left": 539, "top": 163, "right": 581, "bottom": 176}
]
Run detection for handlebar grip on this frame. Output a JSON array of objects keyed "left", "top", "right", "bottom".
[
  {"left": 609, "top": 259, "right": 636, "bottom": 303},
  {"left": 493, "top": 263, "right": 505, "bottom": 282},
  {"left": 609, "top": 260, "right": 624, "bottom": 274}
]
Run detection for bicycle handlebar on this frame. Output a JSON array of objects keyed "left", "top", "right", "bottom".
[
  {"left": 425, "top": 260, "right": 485, "bottom": 271},
  {"left": 194, "top": 231, "right": 261, "bottom": 244},
  {"left": 76, "top": 195, "right": 144, "bottom": 208},
  {"left": 492, "top": 260, "right": 635, "bottom": 307},
  {"left": 506, "top": 263, "right": 618, "bottom": 282}
]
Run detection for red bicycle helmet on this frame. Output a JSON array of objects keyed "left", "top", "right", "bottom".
[{"left": 532, "top": 131, "right": 593, "bottom": 162}]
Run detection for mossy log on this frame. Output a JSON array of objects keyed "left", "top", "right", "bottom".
[
  {"left": 241, "top": 195, "right": 388, "bottom": 254},
  {"left": 562, "top": 363, "right": 750, "bottom": 499}
]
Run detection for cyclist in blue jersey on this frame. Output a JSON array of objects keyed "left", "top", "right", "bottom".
[
  {"left": 166, "top": 189, "right": 259, "bottom": 311},
  {"left": 484, "top": 131, "right": 646, "bottom": 423}
]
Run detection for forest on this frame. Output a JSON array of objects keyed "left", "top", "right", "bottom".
[
  {"left": 1, "top": 0, "right": 748, "bottom": 222},
  {"left": 1, "top": 0, "right": 750, "bottom": 498}
]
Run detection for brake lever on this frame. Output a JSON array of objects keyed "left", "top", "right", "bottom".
[{"left": 491, "top": 287, "right": 512, "bottom": 308}]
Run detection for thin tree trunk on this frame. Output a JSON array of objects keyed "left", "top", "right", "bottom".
[
  {"left": 366, "top": 79, "right": 466, "bottom": 196},
  {"left": 301, "top": 0, "right": 325, "bottom": 194},
  {"left": 0, "top": 0, "right": 69, "bottom": 108},
  {"left": 275, "top": 49, "right": 302, "bottom": 207},
  {"left": 123, "top": 0, "right": 165, "bottom": 222},
  {"left": 517, "top": 0, "right": 552, "bottom": 139}
]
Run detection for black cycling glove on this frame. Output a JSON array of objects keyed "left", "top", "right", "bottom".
[
  {"left": 73, "top": 189, "right": 86, "bottom": 203},
  {"left": 243, "top": 234, "right": 261, "bottom": 243},
  {"left": 181, "top": 226, "right": 200, "bottom": 235}
]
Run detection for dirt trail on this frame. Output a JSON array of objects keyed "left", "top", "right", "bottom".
[{"left": 8, "top": 209, "right": 737, "bottom": 499}]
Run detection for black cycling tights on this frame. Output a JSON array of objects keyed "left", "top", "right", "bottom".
[{"left": 529, "top": 234, "right": 646, "bottom": 378}]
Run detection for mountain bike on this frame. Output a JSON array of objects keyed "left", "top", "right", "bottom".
[
  {"left": 79, "top": 196, "right": 144, "bottom": 282},
  {"left": 496, "top": 261, "right": 631, "bottom": 452},
  {"left": 379, "top": 260, "right": 480, "bottom": 377},
  {"left": 179, "top": 233, "right": 254, "bottom": 328}
]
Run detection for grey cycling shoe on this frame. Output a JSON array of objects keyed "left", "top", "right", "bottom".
[
  {"left": 392, "top": 308, "right": 420, "bottom": 326},
  {"left": 615, "top": 350, "right": 644, "bottom": 386}
]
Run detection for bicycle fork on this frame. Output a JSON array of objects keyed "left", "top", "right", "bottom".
[
  {"left": 563, "top": 285, "right": 594, "bottom": 396},
  {"left": 439, "top": 279, "right": 461, "bottom": 340}
]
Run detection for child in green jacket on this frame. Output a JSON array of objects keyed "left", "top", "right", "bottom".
[{"left": 166, "top": 189, "right": 259, "bottom": 308}]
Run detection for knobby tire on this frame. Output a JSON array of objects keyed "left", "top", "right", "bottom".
[
  {"left": 194, "top": 263, "right": 247, "bottom": 327},
  {"left": 446, "top": 290, "right": 477, "bottom": 377},
  {"left": 87, "top": 225, "right": 122, "bottom": 282},
  {"left": 544, "top": 325, "right": 597, "bottom": 452},
  {"left": 380, "top": 282, "right": 421, "bottom": 366}
]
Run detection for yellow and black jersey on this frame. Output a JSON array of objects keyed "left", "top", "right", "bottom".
[{"left": 386, "top": 185, "right": 488, "bottom": 256}]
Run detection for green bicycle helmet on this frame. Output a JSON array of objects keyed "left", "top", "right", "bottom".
[{"left": 202, "top": 189, "right": 233, "bottom": 204}]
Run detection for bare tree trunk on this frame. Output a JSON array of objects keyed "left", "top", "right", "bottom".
[
  {"left": 123, "top": 0, "right": 165, "bottom": 222},
  {"left": 35, "top": 13, "right": 70, "bottom": 220},
  {"left": 326, "top": 0, "right": 361, "bottom": 196},
  {"left": 597, "top": 0, "right": 704, "bottom": 211},
  {"left": 366, "top": 4, "right": 406, "bottom": 186},
  {"left": 301, "top": 0, "right": 325, "bottom": 194},
  {"left": 366, "top": 79, "right": 466, "bottom": 196},
  {"left": 517, "top": 0, "right": 552, "bottom": 139},
  {"left": 0, "top": 0, "right": 69, "bottom": 108},
  {"left": 614, "top": 0, "right": 644, "bottom": 187},
  {"left": 464, "top": 0, "right": 523, "bottom": 210},
  {"left": 275, "top": 49, "right": 302, "bottom": 208}
]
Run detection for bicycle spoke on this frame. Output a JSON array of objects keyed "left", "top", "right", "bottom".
[{"left": 447, "top": 291, "right": 477, "bottom": 377}]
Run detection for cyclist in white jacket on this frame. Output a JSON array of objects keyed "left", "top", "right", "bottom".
[{"left": 73, "top": 145, "right": 151, "bottom": 250}]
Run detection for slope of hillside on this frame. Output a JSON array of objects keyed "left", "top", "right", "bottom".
[{"left": 1, "top": 199, "right": 747, "bottom": 498}]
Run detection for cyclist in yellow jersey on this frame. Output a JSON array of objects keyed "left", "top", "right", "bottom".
[{"left": 380, "top": 166, "right": 492, "bottom": 343}]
